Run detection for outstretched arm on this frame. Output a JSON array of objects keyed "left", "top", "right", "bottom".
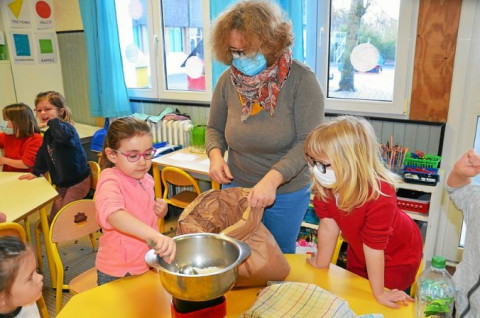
[
  {"left": 107, "top": 210, "right": 175, "bottom": 263},
  {"left": 447, "top": 149, "right": 480, "bottom": 188}
]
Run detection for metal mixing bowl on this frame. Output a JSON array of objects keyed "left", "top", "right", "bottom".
[{"left": 149, "top": 233, "right": 251, "bottom": 301}]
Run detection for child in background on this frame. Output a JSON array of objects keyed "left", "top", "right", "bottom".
[
  {"left": 19, "top": 91, "right": 91, "bottom": 222},
  {"left": 95, "top": 117, "right": 175, "bottom": 285},
  {"left": 0, "top": 236, "right": 44, "bottom": 318},
  {"left": 304, "top": 116, "right": 422, "bottom": 309},
  {"left": 446, "top": 149, "right": 480, "bottom": 318},
  {"left": 0, "top": 103, "right": 42, "bottom": 172}
]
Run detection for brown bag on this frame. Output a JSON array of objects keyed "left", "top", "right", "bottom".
[{"left": 177, "top": 187, "right": 290, "bottom": 287}]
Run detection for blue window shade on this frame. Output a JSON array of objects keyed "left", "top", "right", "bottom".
[{"left": 79, "top": 0, "right": 132, "bottom": 118}]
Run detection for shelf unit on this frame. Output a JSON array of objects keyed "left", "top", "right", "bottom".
[
  {"left": 399, "top": 169, "right": 444, "bottom": 262},
  {"left": 299, "top": 169, "right": 445, "bottom": 263}
]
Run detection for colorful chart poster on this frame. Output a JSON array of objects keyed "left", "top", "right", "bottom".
[
  {"left": 9, "top": 31, "right": 34, "bottom": 63},
  {"left": 35, "top": 32, "right": 57, "bottom": 64},
  {"left": 5, "top": 0, "right": 33, "bottom": 29},
  {"left": 34, "top": 0, "right": 54, "bottom": 29}
]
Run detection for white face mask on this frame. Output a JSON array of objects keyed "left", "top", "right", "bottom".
[
  {"left": 312, "top": 165, "right": 336, "bottom": 187},
  {"left": 1, "top": 121, "right": 14, "bottom": 135}
]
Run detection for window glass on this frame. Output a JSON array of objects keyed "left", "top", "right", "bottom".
[
  {"left": 160, "top": 0, "right": 205, "bottom": 92},
  {"left": 327, "top": 0, "right": 399, "bottom": 102},
  {"left": 115, "top": 0, "right": 152, "bottom": 90}
]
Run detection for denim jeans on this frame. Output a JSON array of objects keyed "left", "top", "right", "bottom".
[
  {"left": 222, "top": 182, "right": 310, "bottom": 253},
  {"left": 97, "top": 270, "right": 131, "bottom": 286}
]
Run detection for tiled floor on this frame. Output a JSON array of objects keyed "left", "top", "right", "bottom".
[{"left": 28, "top": 211, "right": 179, "bottom": 317}]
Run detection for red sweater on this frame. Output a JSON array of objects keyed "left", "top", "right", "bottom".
[
  {"left": 0, "top": 133, "right": 43, "bottom": 172},
  {"left": 314, "top": 181, "right": 423, "bottom": 290}
]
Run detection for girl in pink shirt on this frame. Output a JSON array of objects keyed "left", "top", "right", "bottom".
[
  {"left": 95, "top": 117, "right": 175, "bottom": 285},
  {"left": 304, "top": 116, "right": 422, "bottom": 309}
]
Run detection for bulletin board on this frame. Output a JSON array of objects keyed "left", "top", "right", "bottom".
[{"left": 0, "top": 0, "right": 64, "bottom": 105}]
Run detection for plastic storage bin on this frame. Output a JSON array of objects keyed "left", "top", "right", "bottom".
[
  {"left": 396, "top": 189, "right": 431, "bottom": 214},
  {"left": 404, "top": 153, "right": 441, "bottom": 168}
]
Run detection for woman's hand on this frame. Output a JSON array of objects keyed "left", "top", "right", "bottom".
[
  {"left": 374, "top": 289, "right": 413, "bottom": 308},
  {"left": 247, "top": 170, "right": 282, "bottom": 208},
  {"left": 208, "top": 149, "right": 233, "bottom": 184},
  {"left": 18, "top": 173, "right": 37, "bottom": 180},
  {"left": 154, "top": 198, "right": 168, "bottom": 218},
  {"left": 151, "top": 233, "right": 176, "bottom": 264}
]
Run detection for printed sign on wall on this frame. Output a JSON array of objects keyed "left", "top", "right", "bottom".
[
  {"left": 5, "top": 0, "right": 33, "bottom": 28},
  {"left": 34, "top": 0, "right": 54, "bottom": 29},
  {"left": 36, "top": 33, "right": 57, "bottom": 64},
  {"left": 9, "top": 31, "right": 35, "bottom": 63}
]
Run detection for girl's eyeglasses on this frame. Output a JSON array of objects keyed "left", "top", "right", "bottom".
[
  {"left": 306, "top": 154, "right": 331, "bottom": 174},
  {"left": 113, "top": 148, "right": 157, "bottom": 162}
]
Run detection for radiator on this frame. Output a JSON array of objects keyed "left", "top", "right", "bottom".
[{"left": 147, "top": 119, "right": 193, "bottom": 147}]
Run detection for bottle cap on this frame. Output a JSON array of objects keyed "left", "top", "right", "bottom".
[{"left": 431, "top": 255, "right": 446, "bottom": 269}]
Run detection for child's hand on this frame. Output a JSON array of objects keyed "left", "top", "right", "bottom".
[
  {"left": 374, "top": 289, "right": 413, "bottom": 308},
  {"left": 154, "top": 198, "right": 168, "bottom": 218},
  {"left": 0, "top": 156, "right": 5, "bottom": 166},
  {"left": 150, "top": 233, "right": 176, "bottom": 264},
  {"left": 306, "top": 252, "right": 329, "bottom": 269},
  {"left": 0, "top": 212, "right": 6, "bottom": 223},
  {"left": 18, "top": 173, "right": 37, "bottom": 180}
]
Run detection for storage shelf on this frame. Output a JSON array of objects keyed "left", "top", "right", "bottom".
[
  {"left": 404, "top": 210, "right": 429, "bottom": 222},
  {"left": 301, "top": 222, "right": 319, "bottom": 230}
]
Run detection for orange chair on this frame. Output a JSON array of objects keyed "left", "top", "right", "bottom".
[
  {"left": 161, "top": 167, "right": 202, "bottom": 208},
  {"left": 47, "top": 199, "right": 100, "bottom": 314},
  {"left": 0, "top": 222, "right": 50, "bottom": 318}
]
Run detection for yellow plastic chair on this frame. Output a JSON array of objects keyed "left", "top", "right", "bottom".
[
  {"left": 35, "top": 162, "right": 100, "bottom": 272},
  {"left": 160, "top": 167, "right": 202, "bottom": 232},
  {"left": 330, "top": 233, "right": 345, "bottom": 265},
  {"left": 0, "top": 222, "right": 50, "bottom": 318},
  {"left": 161, "top": 167, "right": 202, "bottom": 208},
  {"left": 47, "top": 199, "right": 100, "bottom": 314},
  {"left": 410, "top": 260, "right": 424, "bottom": 297}
]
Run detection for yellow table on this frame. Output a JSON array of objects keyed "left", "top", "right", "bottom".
[
  {"left": 58, "top": 254, "right": 413, "bottom": 317},
  {"left": 0, "top": 172, "right": 58, "bottom": 286}
]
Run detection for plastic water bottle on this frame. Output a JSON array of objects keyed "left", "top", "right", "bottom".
[{"left": 415, "top": 255, "right": 455, "bottom": 318}]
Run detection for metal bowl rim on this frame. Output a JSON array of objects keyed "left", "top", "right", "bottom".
[{"left": 157, "top": 233, "right": 243, "bottom": 276}]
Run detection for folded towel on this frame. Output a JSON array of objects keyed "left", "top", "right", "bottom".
[{"left": 241, "top": 282, "right": 383, "bottom": 318}]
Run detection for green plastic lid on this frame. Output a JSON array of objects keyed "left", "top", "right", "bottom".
[{"left": 431, "top": 255, "right": 446, "bottom": 269}]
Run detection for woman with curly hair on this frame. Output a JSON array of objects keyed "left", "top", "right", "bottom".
[{"left": 206, "top": 0, "right": 325, "bottom": 253}]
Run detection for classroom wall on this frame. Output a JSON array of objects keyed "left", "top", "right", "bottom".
[{"left": 0, "top": 0, "right": 64, "bottom": 107}]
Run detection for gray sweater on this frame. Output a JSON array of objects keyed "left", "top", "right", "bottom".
[
  {"left": 446, "top": 183, "right": 480, "bottom": 318},
  {"left": 206, "top": 60, "right": 324, "bottom": 193}
]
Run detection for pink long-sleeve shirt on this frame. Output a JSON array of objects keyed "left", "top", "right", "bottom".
[{"left": 95, "top": 167, "right": 158, "bottom": 277}]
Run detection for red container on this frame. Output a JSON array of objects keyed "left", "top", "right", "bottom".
[{"left": 397, "top": 197, "right": 430, "bottom": 214}]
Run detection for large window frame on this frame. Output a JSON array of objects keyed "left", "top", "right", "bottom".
[
  {"left": 120, "top": 0, "right": 418, "bottom": 117},
  {"left": 124, "top": 0, "right": 212, "bottom": 103},
  {"left": 311, "top": 0, "right": 419, "bottom": 117}
]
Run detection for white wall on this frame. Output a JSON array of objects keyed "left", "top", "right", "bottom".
[
  {"left": 0, "top": 0, "right": 64, "bottom": 105},
  {"left": 436, "top": 0, "right": 480, "bottom": 263}
]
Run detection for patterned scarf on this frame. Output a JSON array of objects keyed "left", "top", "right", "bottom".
[{"left": 230, "top": 49, "right": 293, "bottom": 121}]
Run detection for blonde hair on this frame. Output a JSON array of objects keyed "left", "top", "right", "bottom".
[
  {"left": 212, "top": 0, "right": 293, "bottom": 67},
  {"left": 34, "top": 91, "right": 73, "bottom": 124},
  {"left": 305, "top": 116, "right": 399, "bottom": 212}
]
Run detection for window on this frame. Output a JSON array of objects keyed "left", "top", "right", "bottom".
[
  {"left": 115, "top": 0, "right": 212, "bottom": 102},
  {"left": 308, "top": 0, "right": 418, "bottom": 116},
  {"left": 115, "top": 0, "right": 417, "bottom": 116}
]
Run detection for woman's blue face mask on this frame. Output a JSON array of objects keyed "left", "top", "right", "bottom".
[{"left": 232, "top": 52, "right": 267, "bottom": 76}]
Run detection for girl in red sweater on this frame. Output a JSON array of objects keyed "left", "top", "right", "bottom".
[
  {"left": 0, "top": 103, "right": 42, "bottom": 172},
  {"left": 304, "top": 116, "right": 422, "bottom": 309}
]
